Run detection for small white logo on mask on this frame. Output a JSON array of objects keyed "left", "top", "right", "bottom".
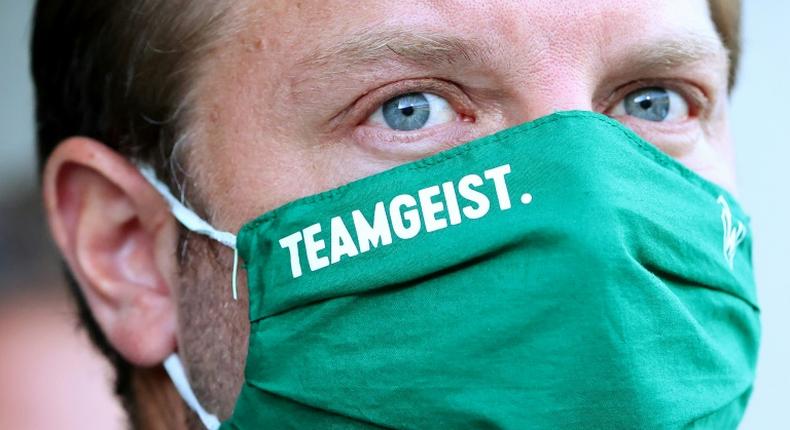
[{"left": 717, "top": 195, "right": 746, "bottom": 270}]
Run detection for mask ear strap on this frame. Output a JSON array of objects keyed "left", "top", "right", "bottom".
[
  {"left": 164, "top": 354, "right": 221, "bottom": 430},
  {"left": 138, "top": 165, "right": 240, "bottom": 299},
  {"left": 232, "top": 249, "right": 240, "bottom": 300}
]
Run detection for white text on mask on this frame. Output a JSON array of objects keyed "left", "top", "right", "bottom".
[{"left": 279, "top": 164, "right": 517, "bottom": 278}]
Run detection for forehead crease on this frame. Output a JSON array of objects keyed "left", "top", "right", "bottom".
[{"left": 240, "top": 1, "right": 726, "bottom": 101}]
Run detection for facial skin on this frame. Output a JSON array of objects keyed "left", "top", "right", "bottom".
[{"left": 43, "top": 0, "right": 734, "bottom": 427}]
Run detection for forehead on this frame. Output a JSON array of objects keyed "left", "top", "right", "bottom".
[
  {"left": 199, "top": 0, "right": 725, "bottom": 130},
  {"left": 237, "top": 0, "right": 717, "bottom": 57}
]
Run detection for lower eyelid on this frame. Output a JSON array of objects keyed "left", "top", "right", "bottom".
[
  {"left": 616, "top": 117, "right": 704, "bottom": 158},
  {"left": 352, "top": 119, "right": 482, "bottom": 159}
]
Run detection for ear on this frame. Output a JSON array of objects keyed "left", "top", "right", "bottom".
[{"left": 43, "top": 137, "right": 179, "bottom": 366}]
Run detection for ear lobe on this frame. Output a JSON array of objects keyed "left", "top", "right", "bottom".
[{"left": 43, "top": 137, "right": 179, "bottom": 366}]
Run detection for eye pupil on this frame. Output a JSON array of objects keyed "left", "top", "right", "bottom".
[
  {"left": 383, "top": 93, "right": 431, "bottom": 131},
  {"left": 639, "top": 99, "right": 653, "bottom": 110}
]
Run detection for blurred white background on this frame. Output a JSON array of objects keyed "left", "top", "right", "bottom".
[
  {"left": 0, "top": 0, "right": 36, "bottom": 197},
  {"left": 732, "top": 2, "right": 790, "bottom": 428},
  {"left": 1, "top": 0, "right": 788, "bottom": 428}
]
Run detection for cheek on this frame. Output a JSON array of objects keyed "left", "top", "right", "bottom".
[
  {"left": 681, "top": 107, "right": 737, "bottom": 193},
  {"left": 177, "top": 235, "right": 249, "bottom": 418},
  {"left": 705, "top": 103, "right": 736, "bottom": 167}
]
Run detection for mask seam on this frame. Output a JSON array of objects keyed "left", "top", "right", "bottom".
[
  {"left": 240, "top": 112, "right": 570, "bottom": 236},
  {"left": 232, "top": 380, "right": 399, "bottom": 429},
  {"left": 591, "top": 117, "right": 746, "bottom": 214},
  {"left": 240, "top": 111, "right": 745, "bottom": 235}
]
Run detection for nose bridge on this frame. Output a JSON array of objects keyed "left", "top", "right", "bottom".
[
  {"left": 512, "top": 43, "right": 598, "bottom": 123},
  {"left": 499, "top": 3, "right": 602, "bottom": 123},
  {"left": 521, "top": 78, "right": 596, "bottom": 122}
]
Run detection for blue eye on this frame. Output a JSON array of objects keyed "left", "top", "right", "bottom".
[
  {"left": 367, "top": 92, "right": 456, "bottom": 131},
  {"left": 612, "top": 87, "right": 689, "bottom": 122},
  {"left": 383, "top": 93, "right": 430, "bottom": 131}
]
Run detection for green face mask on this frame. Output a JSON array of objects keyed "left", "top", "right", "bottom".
[{"left": 144, "top": 111, "right": 760, "bottom": 430}]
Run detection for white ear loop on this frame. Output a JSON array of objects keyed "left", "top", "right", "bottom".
[
  {"left": 143, "top": 163, "right": 240, "bottom": 428},
  {"left": 138, "top": 165, "right": 241, "bottom": 300},
  {"left": 164, "top": 354, "right": 221, "bottom": 430}
]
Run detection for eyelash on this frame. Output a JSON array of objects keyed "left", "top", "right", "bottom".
[
  {"left": 344, "top": 78, "right": 476, "bottom": 129},
  {"left": 602, "top": 79, "right": 710, "bottom": 120},
  {"left": 339, "top": 77, "right": 711, "bottom": 136}
]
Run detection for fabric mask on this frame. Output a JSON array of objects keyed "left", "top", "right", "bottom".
[{"left": 142, "top": 111, "right": 760, "bottom": 429}]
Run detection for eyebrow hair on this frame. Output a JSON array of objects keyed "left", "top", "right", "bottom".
[
  {"left": 294, "top": 28, "right": 491, "bottom": 81},
  {"left": 291, "top": 29, "right": 728, "bottom": 100},
  {"left": 619, "top": 33, "right": 729, "bottom": 73}
]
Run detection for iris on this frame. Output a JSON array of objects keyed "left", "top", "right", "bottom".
[
  {"left": 624, "top": 87, "right": 671, "bottom": 121},
  {"left": 382, "top": 93, "right": 432, "bottom": 131}
]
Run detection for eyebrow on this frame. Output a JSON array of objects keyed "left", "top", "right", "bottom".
[
  {"left": 290, "top": 29, "right": 728, "bottom": 101},
  {"left": 293, "top": 29, "right": 491, "bottom": 84},
  {"left": 614, "top": 33, "right": 729, "bottom": 74}
]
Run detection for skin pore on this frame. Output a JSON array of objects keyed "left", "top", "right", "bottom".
[{"left": 42, "top": 0, "right": 734, "bottom": 428}]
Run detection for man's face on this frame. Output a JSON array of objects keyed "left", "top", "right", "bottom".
[{"left": 173, "top": 0, "right": 732, "bottom": 417}]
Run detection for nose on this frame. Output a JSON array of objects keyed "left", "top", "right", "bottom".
[{"left": 507, "top": 66, "right": 597, "bottom": 126}]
